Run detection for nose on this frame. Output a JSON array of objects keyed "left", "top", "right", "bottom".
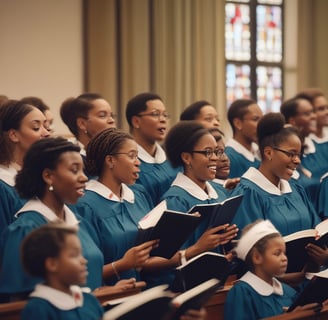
[
  {"left": 81, "top": 255, "right": 88, "bottom": 265},
  {"left": 41, "top": 125, "right": 50, "bottom": 137},
  {"left": 134, "top": 157, "right": 141, "bottom": 165}
]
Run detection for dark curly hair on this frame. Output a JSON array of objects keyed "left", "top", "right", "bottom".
[{"left": 15, "top": 137, "right": 80, "bottom": 199}]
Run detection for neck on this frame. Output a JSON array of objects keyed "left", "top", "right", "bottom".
[
  {"left": 133, "top": 131, "right": 157, "bottom": 157},
  {"left": 253, "top": 269, "right": 274, "bottom": 286},
  {"left": 184, "top": 170, "right": 207, "bottom": 191},
  {"left": 12, "top": 150, "right": 24, "bottom": 168},
  {"left": 98, "top": 175, "right": 122, "bottom": 199},
  {"left": 45, "top": 278, "right": 71, "bottom": 296},
  {"left": 315, "top": 126, "right": 324, "bottom": 138},
  {"left": 234, "top": 134, "right": 253, "bottom": 151},
  {"left": 258, "top": 164, "right": 280, "bottom": 187},
  {"left": 41, "top": 193, "right": 66, "bottom": 220}
]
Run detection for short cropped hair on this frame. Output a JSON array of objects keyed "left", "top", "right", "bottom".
[
  {"left": 21, "top": 221, "right": 78, "bottom": 278},
  {"left": 227, "top": 99, "right": 256, "bottom": 133},
  {"left": 180, "top": 100, "right": 212, "bottom": 121},
  {"left": 125, "top": 92, "right": 162, "bottom": 128}
]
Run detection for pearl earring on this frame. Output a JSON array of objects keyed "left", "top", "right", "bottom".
[{"left": 49, "top": 185, "right": 54, "bottom": 191}]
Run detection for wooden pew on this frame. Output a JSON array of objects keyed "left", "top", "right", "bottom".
[
  {"left": 205, "top": 285, "right": 232, "bottom": 320},
  {"left": 0, "top": 283, "right": 231, "bottom": 320},
  {"left": 0, "top": 284, "right": 143, "bottom": 320}
]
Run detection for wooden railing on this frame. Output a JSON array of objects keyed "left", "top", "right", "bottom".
[{"left": 0, "top": 283, "right": 232, "bottom": 320}]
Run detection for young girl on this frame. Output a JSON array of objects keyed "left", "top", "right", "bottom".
[
  {"left": 224, "top": 219, "right": 315, "bottom": 319},
  {"left": 21, "top": 221, "right": 104, "bottom": 320}
]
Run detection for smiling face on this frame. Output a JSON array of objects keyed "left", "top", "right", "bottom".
[
  {"left": 215, "top": 139, "right": 230, "bottom": 180},
  {"left": 254, "top": 236, "right": 288, "bottom": 282},
  {"left": 48, "top": 233, "right": 88, "bottom": 287},
  {"left": 183, "top": 133, "right": 218, "bottom": 188},
  {"left": 132, "top": 99, "right": 168, "bottom": 143},
  {"left": 108, "top": 138, "right": 141, "bottom": 185},
  {"left": 46, "top": 151, "right": 87, "bottom": 204},
  {"left": 195, "top": 105, "right": 220, "bottom": 128},
  {"left": 263, "top": 133, "right": 302, "bottom": 185}
]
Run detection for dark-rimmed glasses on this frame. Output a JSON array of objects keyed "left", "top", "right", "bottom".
[
  {"left": 111, "top": 150, "right": 138, "bottom": 160},
  {"left": 272, "top": 147, "right": 301, "bottom": 161},
  {"left": 190, "top": 149, "right": 225, "bottom": 159}
]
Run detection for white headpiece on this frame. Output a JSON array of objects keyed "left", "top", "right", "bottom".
[{"left": 235, "top": 220, "right": 280, "bottom": 261}]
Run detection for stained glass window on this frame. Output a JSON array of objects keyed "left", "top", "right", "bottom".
[{"left": 225, "top": 0, "right": 284, "bottom": 113}]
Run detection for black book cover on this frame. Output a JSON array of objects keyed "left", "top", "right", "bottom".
[{"left": 170, "top": 251, "right": 231, "bottom": 292}]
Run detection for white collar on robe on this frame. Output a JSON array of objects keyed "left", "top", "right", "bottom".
[
  {"left": 171, "top": 172, "right": 219, "bottom": 201},
  {"left": 240, "top": 271, "right": 283, "bottom": 296},
  {"left": 212, "top": 178, "right": 226, "bottom": 186},
  {"left": 243, "top": 167, "right": 292, "bottom": 195},
  {"left": 321, "top": 172, "right": 328, "bottom": 182},
  {"left": 303, "top": 136, "right": 316, "bottom": 155},
  {"left": 137, "top": 143, "right": 166, "bottom": 164},
  {"left": 15, "top": 198, "right": 79, "bottom": 226},
  {"left": 308, "top": 128, "right": 328, "bottom": 144},
  {"left": 225, "top": 138, "right": 260, "bottom": 162},
  {"left": 0, "top": 164, "right": 18, "bottom": 186},
  {"left": 86, "top": 179, "right": 135, "bottom": 203},
  {"left": 30, "top": 284, "right": 91, "bottom": 310}
]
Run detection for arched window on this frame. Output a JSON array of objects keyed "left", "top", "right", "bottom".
[{"left": 225, "top": 0, "right": 284, "bottom": 113}]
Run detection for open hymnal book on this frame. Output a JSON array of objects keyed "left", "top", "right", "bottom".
[
  {"left": 136, "top": 201, "right": 202, "bottom": 259},
  {"left": 170, "top": 251, "right": 231, "bottom": 292},
  {"left": 103, "top": 279, "right": 221, "bottom": 320},
  {"left": 188, "top": 195, "right": 243, "bottom": 227},
  {"left": 283, "top": 219, "right": 328, "bottom": 273},
  {"left": 288, "top": 268, "right": 328, "bottom": 312}
]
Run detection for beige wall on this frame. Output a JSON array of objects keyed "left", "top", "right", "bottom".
[
  {"left": 1, "top": 0, "right": 328, "bottom": 136},
  {"left": 0, "top": 0, "right": 83, "bottom": 135}
]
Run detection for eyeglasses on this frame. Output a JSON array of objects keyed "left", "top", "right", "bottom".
[
  {"left": 272, "top": 147, "right": 301, "bottom": 161},
  {"left": 111, "top": 150, "right": 139, "bottom": 160},
  {"left": 137, "top": 111, "right": 170, "bottom": 120},
  {"left": 191, "top": 149, "right": 225, "bottom": 159}
]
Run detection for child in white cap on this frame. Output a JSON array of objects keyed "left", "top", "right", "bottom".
[{"left": 224, "top": 219, "right": 317, "bottom": 319}]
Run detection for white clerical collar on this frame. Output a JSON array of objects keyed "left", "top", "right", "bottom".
[
  {"left": 241, "top": 271, "right": 283, "bottom": 296},
  {"left": 137, "top": 143, "right": 166, "bottom": 164},
  {"left": 0, "top": 164, "right": 18, "bottom": 186},
  {"left": 225, "top": 138, "right": 260, "bottom": 162},
  {"left": 243, "top": 167, "right": 292, "bottom": 195},
  {"left": 303, "top": 137, "right": 316, "bottom": 155},
  {"left": 30, "top": 284, "right": 91, "bottom": 310},
  {"left": 15, "top": 198, "right": 79, "bottom": 226},
  {"left": 86, "top": 179, "right": 135, "bottom": 203},
  {"left": 171, "top": 172, "right": 219, "bottom": 201},
  {"left": 308, "top": 132, "right": 328, "bottom": 144}
]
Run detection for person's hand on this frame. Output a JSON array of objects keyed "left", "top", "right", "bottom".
[
  {"left": 122, "top": 239, "right": 159, "bottom": 269},
  {"left": 180, "top": 308, "right": 207, "bottom": 320},
  {"left": 224, "top": 178, "right": 240, "bottom": 190},
  {"left": 114, "top": 278, "right": 146, "bottom": 291},
  {"left": 193, "top": 224, "right": 238, "bottom": 253},
  {"left": 283, "top": 302, "right": 322, "bottom": 313},
  {"left": 306, "top": 243, "right": 328, "bottom": 266}
]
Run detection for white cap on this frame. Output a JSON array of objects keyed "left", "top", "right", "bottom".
[{"left": 235, "top": 220, "right": 280, "bottom": 261}]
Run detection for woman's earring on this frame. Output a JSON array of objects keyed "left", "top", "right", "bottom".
[{"left": 49, "top": 185, "right": 54, "bottom": 191}]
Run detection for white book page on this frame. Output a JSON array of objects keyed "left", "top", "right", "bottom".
[{"left": 138, "top": 200, "right": 167, "bottom": 229}]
